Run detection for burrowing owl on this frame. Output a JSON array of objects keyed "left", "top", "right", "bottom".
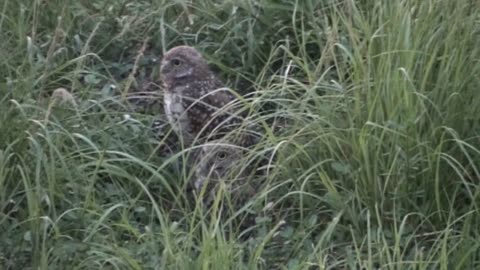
[
  {"left": 193, "top": 140, "right": 254, "bottom": 204},
  {"left": 160, "top": 45, "right": 246, "bottom": 146}
]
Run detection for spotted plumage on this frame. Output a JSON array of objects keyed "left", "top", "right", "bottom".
[{"left": 160, "top": 46, "right": 243, "bottom": 146}]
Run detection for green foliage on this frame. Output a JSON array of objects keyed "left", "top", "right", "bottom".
[{"left": 1, "top": 0, "right": 479, "bottom": 269}]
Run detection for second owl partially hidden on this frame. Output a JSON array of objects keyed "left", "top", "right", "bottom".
[
  {"left": 160, "top": 45, "right": 250, "bottom": 146},
  {"left": 160, "top": 45, "right": 262, "bottom": 201}
]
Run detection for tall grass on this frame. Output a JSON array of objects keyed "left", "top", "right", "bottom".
[{"left": 1, "top": 0, "right": 479, "bottom": 269}]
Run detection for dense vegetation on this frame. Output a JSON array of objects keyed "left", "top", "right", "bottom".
[{"left": 1, "top": 0, "right": 479, "bottom": 269}]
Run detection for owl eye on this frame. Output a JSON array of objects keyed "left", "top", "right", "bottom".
[
  {"left": 172, "top": 59, "right": 182, "bottom": 66},
  {"left": 216, "top": 151, "right": 227, "bottom": 160}
]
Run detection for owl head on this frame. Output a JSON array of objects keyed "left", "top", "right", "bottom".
[
  {"left": 194, "top": 141, "right": 246, "bottom": 192},
  {"left": 160, "top": 46, "right": 210, "bottom": 87}
]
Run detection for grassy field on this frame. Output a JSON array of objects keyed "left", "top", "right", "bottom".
[{"left": 1, "top": 0, "right": 480, "bottom": 269}]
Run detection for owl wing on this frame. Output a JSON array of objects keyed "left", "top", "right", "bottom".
[
  {"left": 182, "top": 79, "right": 243, "bottom": 140},
  {"left": 200, "top": 80, "right": 261, "bottom": 146},
  {"left": 201, "top": 86, "right": 246, "bottom": 139}
]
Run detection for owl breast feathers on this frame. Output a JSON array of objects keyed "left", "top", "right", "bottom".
[{"left": 160, "top": 46, "right": 245, "bottom": 145}]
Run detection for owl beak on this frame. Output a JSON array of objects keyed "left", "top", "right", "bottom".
[{"left": 160, "top": 61, "right": 168, "bottom": 74}]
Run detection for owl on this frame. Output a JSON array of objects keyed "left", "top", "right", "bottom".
[
  {"left": 193, "top": 140, "right": 255, "bottom": 205},
  {"left": 160, "top": 45, "right": 247, "bottom": 146}
]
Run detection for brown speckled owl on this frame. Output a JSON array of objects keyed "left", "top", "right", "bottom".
[{"left": 160, "top": 45, "right": 244, "bottom": 146}]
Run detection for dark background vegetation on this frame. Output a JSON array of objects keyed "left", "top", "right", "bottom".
[{"left": 0, "top": 0, "right": 479, "bottom": 269}]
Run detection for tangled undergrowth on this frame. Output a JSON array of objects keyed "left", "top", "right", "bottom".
[{"left": 1, "top": 0, "right": 479, "bottom": 269}]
